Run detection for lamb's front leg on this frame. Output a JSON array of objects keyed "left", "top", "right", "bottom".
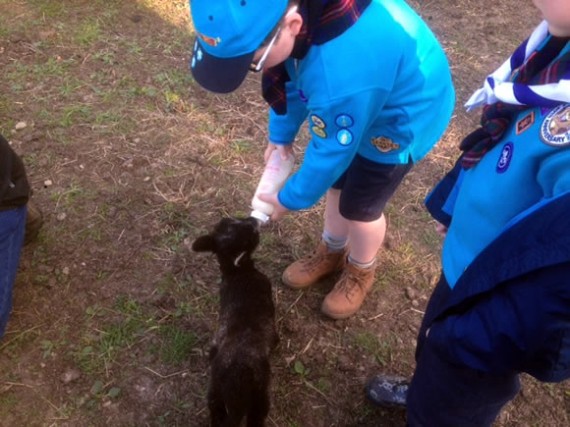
[
  {"left": 208, "top": 343, "right": 218, "bottom": 361},
  {"left": 246, "top": 386, "right": 270, "bottom": 427},
  {"left": 208, "top": 381, "right": 227, "bottom": 427}
]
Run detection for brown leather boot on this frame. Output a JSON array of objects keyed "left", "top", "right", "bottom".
[
  {"left": 282, "top": 241, "right": 346, "bottom": 289},
  {"left": 321, "top": 261, "right": 376, "bottom": 319}
]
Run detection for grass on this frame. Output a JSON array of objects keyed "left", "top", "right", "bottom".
[
  {"left": 157, "top": 325, "right": 198, "bottom": 364},
  {"left": 352, "top": 331, "right": 394, "bottom": 367},
  {"left": 74, "top": 21, "right": 102, "bottom": 46},
  {"left": 26, "top": 0, "right": 66, "bottom": 18},
  {"left": 1, "top": 1, "right": 567, "bottom": 426},
  {"left": 73, "top": 294, "right": 203, "bottom": 378}
]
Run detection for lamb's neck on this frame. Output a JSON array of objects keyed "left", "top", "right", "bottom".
[{"left": 218, "top": 253, "right": 255, "bottom": 273}]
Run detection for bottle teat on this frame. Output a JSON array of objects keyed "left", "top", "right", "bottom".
[{"left": 250, "top": 209, "right": 270, "bottom": 224}]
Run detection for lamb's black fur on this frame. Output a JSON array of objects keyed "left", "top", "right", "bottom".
[{"left": 192, "top": 216, "right": 279, "bottom": 427}]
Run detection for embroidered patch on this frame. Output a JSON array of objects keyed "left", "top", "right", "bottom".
[
  {"left": 496, "top": 142, "right": 514, "bottom": 174},
  {"left": 312, "top": 126, "right": 327, "bottom": 138},
  {"left": 540, "top": 104, "right": 570, "bottom": 147},
  {"left": 516, "top": 111, "right": 535, "bottom": 135},
  {"left": 335, "top": 114, "right": 354, "bottom": 128},
  {"left": 310, "top": 114, "right": 327, "bottom": 138},
  {"left": 198, "top": 33, "right": 221, "bottom": 47},
  {"left": 371, "top": 136, "right": 399, "bottom": 153},
  {"left": 310, "top": 114, "right": 326, "bottom": 129},
  {"left": 336, "top": 129, "right": 353, "bottom": 146}
]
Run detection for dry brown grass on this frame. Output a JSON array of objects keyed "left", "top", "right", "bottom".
[{"left": 0, "top": 1, "right": 567, "bottom": 426}]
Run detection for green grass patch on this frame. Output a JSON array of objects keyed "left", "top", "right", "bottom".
[
  {"left": 27, "top": 0, "right": 66, "bottom": 18},
  {"left": 352, "top": 331, "right": 394, "bottom": 366},
  {"left": 0, "top": 393, "right": 18, "bottom": 413},
  {"left": 59, "top": 104, "right": 92, "bottom": 128},
  {"left": 93, "top": 49, "right": 116, "bottom": 65},
  {"left": 35, "top": 57, "right": 74, "bottom": 78},
  {"left": 51, "top": 182, "right": 90, "bottom": 207},
  {"left": 75, "top": 20, "right": 102, "bottom": 46},
  {"left": 0, "top": 95, "right": 10, "bottom": 117},
  {"left": 59, "top": 77, "right": 85, "bottom": 97},
  {"left": 230, "top": 139, "right": 254, "bottom": 154},
  {"left": 157, "top": 325, "right": 198, "bottom": 364},
  {"left": 75, "top": 297, "right": 149, "bottom": 374}
]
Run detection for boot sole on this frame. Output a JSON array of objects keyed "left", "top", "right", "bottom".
[
  {"left": 320, "top": 304, "right": 360, "bottom": 320},
  {"left": 281, "top": 267, "right": 345, "bottom": 290},
  {"left": 281, "top": 271, "right": 319, "bottom": 289}
]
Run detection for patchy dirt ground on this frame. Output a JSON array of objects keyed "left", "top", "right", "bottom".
[{"left": 0, "top": 0, "right": 568, "bottom": 426}]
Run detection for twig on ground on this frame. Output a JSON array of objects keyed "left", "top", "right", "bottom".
[{"left": 143, "top": 366, "right": 189, "bottom": 379}]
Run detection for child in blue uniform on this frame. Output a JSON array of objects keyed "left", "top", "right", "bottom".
[
  {"left": 189, "top": 0, "right": 454, "bottom": 319},
  {"left": 366, "top": 0, "right": 570, "bottom": 425}
]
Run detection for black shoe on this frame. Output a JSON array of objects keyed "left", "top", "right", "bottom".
[{"left": 365, "top": 374, "right": 409, "bottom": 408}]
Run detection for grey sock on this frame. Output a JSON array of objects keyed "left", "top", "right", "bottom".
[
  {"left": 347, "top": 255, "right": 376, "bottom": 269},
  {"left": 322, "top": 230, "right": 347, "bottom": 253}
]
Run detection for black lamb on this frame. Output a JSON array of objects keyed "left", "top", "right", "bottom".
[{"left": 192, "top": 216, "right": 279, "bottom": 427}]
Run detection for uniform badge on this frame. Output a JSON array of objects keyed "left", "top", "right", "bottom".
[
  {"left": 310, "top": 114, "right": 326, "bottom": 129},
  {"left": 371, "top": 136, "right": 399, "bottom": 153},
  {"left": 310, "top": 114, "right": 327, "bottom": 138},
  {"left": 540, "top": 104, "right": 570, "bottom": 147},
  {"left": 191, "top": 41, "right": 203, "bottom": 68},
  {"left": 496, "top": 142, "right": 514, "bottom": 174},
  {"left": 312, "top": 126, "right": 327, "bottom": 138},
  {"left": 335, "top": 114, "right": 354, "bottom": 128},
  {"left": 516, "top": 111, "right": 535, "bottom": 135},
  {"left": 336, "top": 129, "right": 353, "bottom": 146},
  {"left": 198, "top": 33, "right": 221, "bottom": 47}
]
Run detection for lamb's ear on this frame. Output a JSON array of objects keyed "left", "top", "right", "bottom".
[{"left": 192, "top": 235, "right": 215, "bottom": 252}]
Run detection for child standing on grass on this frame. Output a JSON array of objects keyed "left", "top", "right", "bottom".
[
  {"left": 366, "top": 0, "right": 570, "bottom": 425},
  {"left": 189, "top": 0, "right": 454, "bottom": 319}
]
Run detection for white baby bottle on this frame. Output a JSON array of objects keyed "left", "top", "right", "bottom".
[{"left": 250, "top": 149, "right": 295, "bottom": 224}]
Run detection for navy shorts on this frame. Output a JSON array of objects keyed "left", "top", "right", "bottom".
[{"left": 332, "top": 154, "right": 413, "bottom": 222}]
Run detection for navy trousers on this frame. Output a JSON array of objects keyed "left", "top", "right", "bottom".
[{"left": 406, "top": 274, "right": 521, "bottom": 427}]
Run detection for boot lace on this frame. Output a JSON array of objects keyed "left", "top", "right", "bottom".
[{"left": 336, "top": 266, "right": 368, "bottom": 298}]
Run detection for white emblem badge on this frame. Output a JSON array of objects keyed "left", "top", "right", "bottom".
[{"left": 540, "top": 104, "right": 570, "bottom": 147}]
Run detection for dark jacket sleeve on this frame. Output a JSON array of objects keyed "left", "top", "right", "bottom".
[
  {"left": 0, "top": 133, "right": 30, "bottom": 210},
  {"left": 424, "top": 157, "right": 465, "bottom": 227},
  {"left": 427, "top": 262, "right": 570, "bottom": 382}
]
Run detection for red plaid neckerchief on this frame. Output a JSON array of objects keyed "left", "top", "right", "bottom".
[
  {"left": 461, "top": 35, "right": 570, "bottom": 168},
  {"left": 262, "top": 0, "right": 371, "bottom": 115}
]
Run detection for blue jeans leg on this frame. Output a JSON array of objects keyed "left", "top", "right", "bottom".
[{"left": 0, "top": 205, "right": 27, "bottom": 338}]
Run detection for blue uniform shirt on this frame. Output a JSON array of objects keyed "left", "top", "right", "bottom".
[
  {"left": 268, "top": 0, "right": 455, "bottom": 211},
  {"left": 442, "top": 104, "right": 570, "bottom": 287}
]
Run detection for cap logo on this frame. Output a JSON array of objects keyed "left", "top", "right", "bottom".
[{"left": 198, "top": 32, "right": 221, "bottom": 47}]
